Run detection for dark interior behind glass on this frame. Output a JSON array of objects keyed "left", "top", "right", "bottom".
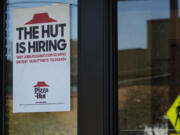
[{"left": 118, "top": 0, "right": 180, "bottom": 134}]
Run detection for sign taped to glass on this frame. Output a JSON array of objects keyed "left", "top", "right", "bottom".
[{"left": 13, "top": 4, "right": 70, "bottom": 113}]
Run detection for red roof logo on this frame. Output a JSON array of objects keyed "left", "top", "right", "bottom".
[
  {"left": 34, "top": 81, "right": 49, "bottom": 87},
  {"left": 25, "top": 13, "right": 57, "bottom": 25}
]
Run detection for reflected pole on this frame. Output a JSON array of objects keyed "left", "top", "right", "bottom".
[
  {"left": 170, "top": 0, "right": 179, "bottom": 39},
  {"left": 169, "top": 0, "right": 180, "bottom": 134}
]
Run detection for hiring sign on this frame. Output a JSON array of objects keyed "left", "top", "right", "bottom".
[{"left": 13, "top": 4, "right": 70, "bottom": 113}]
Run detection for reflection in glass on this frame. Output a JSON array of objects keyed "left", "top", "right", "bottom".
[
  {"left": 6, "top": 0, "right": 78, "bottom": 135},
  {"left": 118, "top": 0, "right": 180, "bottom": 135}
]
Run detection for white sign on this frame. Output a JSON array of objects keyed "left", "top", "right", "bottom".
[{"left": 13, "top": 4, "right": 70, "bottom": 113}]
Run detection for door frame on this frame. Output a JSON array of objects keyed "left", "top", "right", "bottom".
[
  {"left": 0, "top": 0, "right": 118, "bottom": 135},
  {"left": 78, "top": 0, "right": 118, "bottom": 135},
  {"left": 0, "top": 0, "right": 7, "bottom": 134}
]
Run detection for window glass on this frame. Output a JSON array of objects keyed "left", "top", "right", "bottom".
[
  {"left": 118, "top": 0, "right": 180, "bottom": 134},
  {"left": 6, "top": 0, "right": 78, "bottom": 135}
]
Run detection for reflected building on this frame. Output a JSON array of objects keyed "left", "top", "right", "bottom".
[
  {"left": 118, "top": 19, "right": 177, "bottom": 133},
  {"left": 148, "top": 19, "right": 171, "bottom": 85},
  {"left": 118, "top": 19, "right": 178, "bottom": 86}
]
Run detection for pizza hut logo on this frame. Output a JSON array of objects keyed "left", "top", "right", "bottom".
[
  {"left": 25, "top": 13, "right": 57, "bottom": 25},
  {"left": 33, "top": 81, "right": 49, "bottom": 99}
]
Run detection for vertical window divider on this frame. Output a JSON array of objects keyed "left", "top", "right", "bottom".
[
  {"left": 0, "top": 0, "right": 7, "bottom": 135},
  {"left": 78, "top": 0, "right": 118, "bottom": 135}
]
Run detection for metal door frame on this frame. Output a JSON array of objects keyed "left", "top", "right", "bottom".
[{"left": 0, "top": 0, "right": 118, "bottom": 135}]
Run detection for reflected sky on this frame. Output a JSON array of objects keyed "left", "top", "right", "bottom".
[
  {"left": 6, "top": 0, "right": 77, "bottom": 60},
  {"left": 118, "top": 0, "right": 180, "bottom": 50}
]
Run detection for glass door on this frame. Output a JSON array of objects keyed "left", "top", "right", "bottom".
[
  {"left": 1, "top": 0, "right": 117, "bottom": 135},
  {"left": 118, "top": 0, "right": 180, "bottom": 134},
  {"left": 5, "top": 0, "right": 78, "bottom": 135}
]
